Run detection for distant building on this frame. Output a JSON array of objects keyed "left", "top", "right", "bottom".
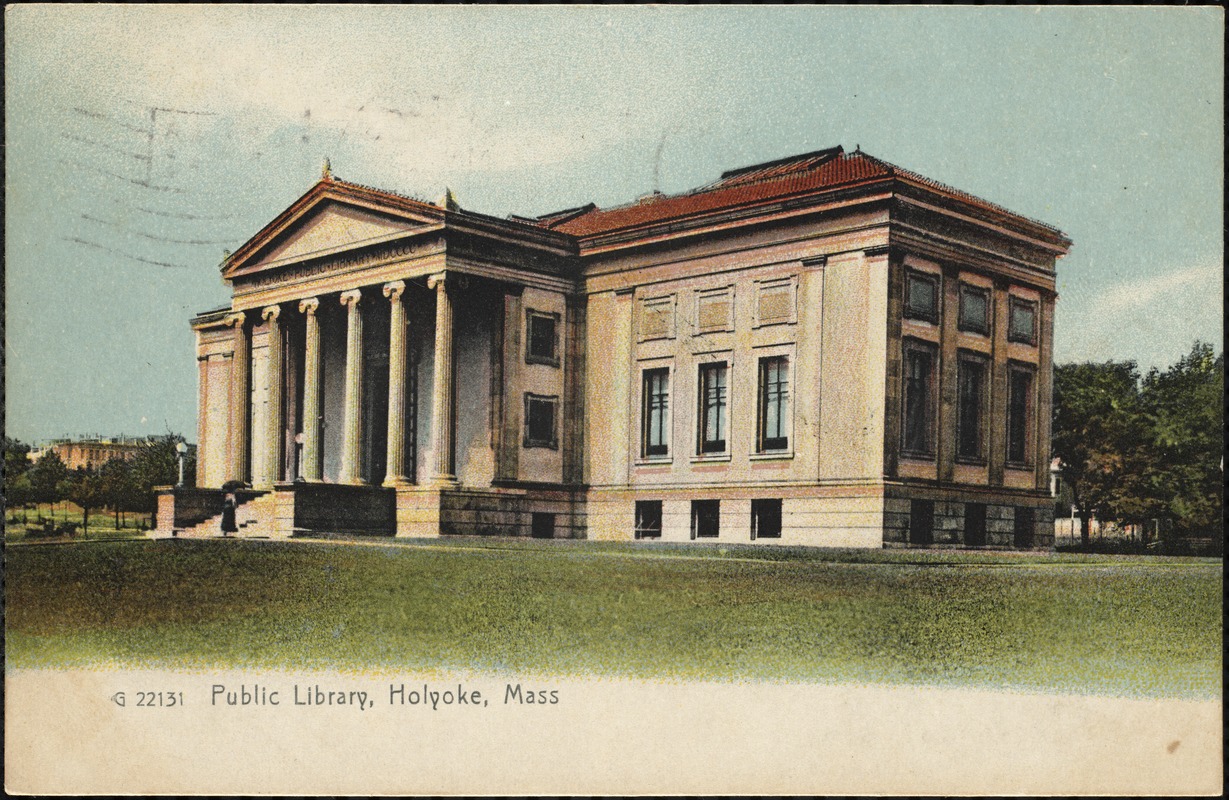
[
  {"left": 164, "top": 145, "right": 1071, "bottom": 547},
  {"left": 31, "top": 436, "right": 194, "bottom": 471}
]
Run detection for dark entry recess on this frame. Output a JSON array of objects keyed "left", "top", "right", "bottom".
[
  {"left": 909, "top": 499, "right": 934, "bottom": 546},
  {"left": 964, "top": 502, "right": 987, "bottom": 547},
  {"left": 1013, "top": 506, "right": 1035, "bottom": 548}
]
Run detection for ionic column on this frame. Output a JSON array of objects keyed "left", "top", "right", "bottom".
[
  {"left": 299, "top": 297, "right": 322, "bottom": 481},
  {"left": 339, "top": 289, "right": 365, "bottom": 485},
  {"left": 427, "top": 273, "right": 457, "bottom": 486},
  {"left": 257, "top": 305, "right": 283, "bottom": 489},
  {"left": 384, "top": 281, "right": 411, "bottom": 486},
  {"left": 224, "top": 311, "right": 249, "bottom": 485}
]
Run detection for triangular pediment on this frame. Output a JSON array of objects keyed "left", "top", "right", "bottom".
[
  {"left": 257, "top": 201, "right": 421, "bottom": 265},
  {"left": 224, "top": 180, "right": 443, "bottom": 279}
]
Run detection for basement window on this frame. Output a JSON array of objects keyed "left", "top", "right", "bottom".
[
  {"left": 751, "top": 499, "right": 782, "bottom": 540},
  {"left": 691, "top": 500, "right": 720, "bottom": 539}
]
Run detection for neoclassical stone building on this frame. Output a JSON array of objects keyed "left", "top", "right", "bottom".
[{"left": 160, "top": 146, "right": 1071, "bottom": 548}]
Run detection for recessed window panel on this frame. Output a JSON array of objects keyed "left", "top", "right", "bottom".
[
  {"left": 958, "top": 284, "right": 990, "bottom": 334},
  {"left": 904, "top": 270, "right": 939, "bottom": 323},
  {"left": 1008, "top": 298, "right": 1037, "bottom": 345}
]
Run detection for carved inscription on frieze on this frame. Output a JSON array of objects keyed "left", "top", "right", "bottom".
[{"left": 236, "top": 239, "right": 438, "bottom": 291}]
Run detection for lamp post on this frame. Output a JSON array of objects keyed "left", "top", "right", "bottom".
[
  {"left": 294, "top": 432, "right": 305, "bottom": 482},
  {"left": 176, "top": 441, "right": 188, "bottom": 488}
]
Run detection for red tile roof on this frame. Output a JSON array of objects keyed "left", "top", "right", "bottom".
[{"left": 538, "top": 146, "right": 1066, "bottom": 241}]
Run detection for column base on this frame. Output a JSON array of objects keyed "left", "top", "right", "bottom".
[
  {"left": 425, "top": 475, "right": 459, "bottom": 490},
  {"left": 382, "top": 477, "right": 416, "bottom": 489}
]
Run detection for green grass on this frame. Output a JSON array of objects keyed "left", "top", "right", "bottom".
[
  {"left": 6, "top": 503, "right": 151, "bottom": 542},
  {"left": 5, "top": 538, "right": 1222, "bottom": 699}
]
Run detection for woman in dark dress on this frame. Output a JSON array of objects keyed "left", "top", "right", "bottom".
[{"left": 221, "top": 493, "right": 237, "bottom": 536}]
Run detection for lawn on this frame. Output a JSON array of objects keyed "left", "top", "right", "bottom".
[
  {"left": 5, "top": 538, "right": 1222, "bottom": 698},
  {"left": 6, "top": 502, "right": 151, "bottom": 541}
]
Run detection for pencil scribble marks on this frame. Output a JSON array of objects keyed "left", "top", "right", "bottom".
[
  {"left": 70, "top": 106, "right": 148, "bottom": 135},
  {"left": 60, "top": 133, "right": 152, "bottom": 164},
  {"left": 59, "top": 99, "right": 239, "bottom": 270},
  {"left": 62, "top": 236, "right": 189, "bottom": 269},
  {"left": 131, "top": 205, "right": 235, "bottom": 222},
  {"left": 80, "top": 213, "right": 237, "bottom": 247},
  {"left": 59, "top": 159, "right": 187, "bottom": 194}
]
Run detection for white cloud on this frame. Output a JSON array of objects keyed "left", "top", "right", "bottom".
[
  {"left": 1056, "top": 262, "right": 1223, "bottom": 369},
  {"left": 1099, "top": 264, "right": 1223, "bottom": 316}
]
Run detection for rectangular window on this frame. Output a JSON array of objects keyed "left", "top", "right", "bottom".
[
  {"left": 691, "top": 499, "right": 720, "bottom": 539},
  {"left": 523, "top": 393, "right": 558, "bottom": 449},
  {"left": 904, "top": 270, "right": 939, "bottom": 324},
  {"left": 1013, "top": 506, "right": 1035, "bottom": 548},
  {"left": 641, "top": 368, "right": 670, "bottom": 458},
  {"left": 634, "top": 501, "right": 663, "bottom": 539},
  {"left": 964, "top": 502, "right": 987, "bottom": 547},
  {"left": 751, "top": 499, "right": 782, "bottom": 540},
  {"left": 525, "top": 310, "right": 560, "bottom": 365},
  {"left": 698, "top": 362, "right": 728, "bottom": 454},
  {"left": 1008, "top": 297, "right": 1037, "bottom": 344},
  {"left": 958, "top": 284, "right": 990, "bottom": 334},
  {"left": 956, "top": 352, "right": 988, "bottom": 461},
  {"left": 909, "top": 499, "right": 934, "bottom": 546},
  {"left": 1007, "top": 364, "right": 1034, "bottom": 465},
  {"left": 902, "top": 341, "right": 936, "bottom": 457},
  {"left": 758, "top": 356, "right": 790, "bottom": 452}
]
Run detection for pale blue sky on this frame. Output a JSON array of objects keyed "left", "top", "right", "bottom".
[{"left": 5, "top": 6, "right": 1223, "bottom": 443}]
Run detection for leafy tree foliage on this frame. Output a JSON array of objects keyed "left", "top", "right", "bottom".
[
  {"left": 1053, "top": 360, "right": 1152, "bottom": 547},
  {"left": 61, "top": 469, "right": 106, "bottom": 537},
  {"left": 1140, "top": 343, "right": 1224, "bottom": 539},
  {"left": 99, "top": 456, "right": 138, "bottom": 527},
  {"left": 4, "top": 438, "right": 34, "bottom": 515},
  {"left": 130, "top": 434, "right": 191, "bottom": 513},
  {"left": 1054, "top": 341, "right": 1224, "bottom": 550},
  {"left": 27, "top": 449, "right": 69, "bottom": 510}
]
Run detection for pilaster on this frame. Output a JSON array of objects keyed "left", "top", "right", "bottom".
[
  {"left": 258, "top": 304, "right": 283, "bottom": 489},
  {"left": 224, "top": 311, "right": 249, "bottom": 484}
]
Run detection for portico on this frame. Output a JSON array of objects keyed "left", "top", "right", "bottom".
[{"left": 179, "top": 169, "right": 582, "bottom": 538}]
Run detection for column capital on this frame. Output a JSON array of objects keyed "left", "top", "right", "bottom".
[
  {"left": 340, "top": 289, "right": 363, "bottom": 308},
  {"left": 261, "top": 304, "right": 282, "bottom": 323},
  {"left": 298, "top": 296, "right": 320, "bottom": 315},
  {"left": 427, "top": 272, "right": 448, "bottom": 292},
  {"left": 383, "top": 280, "right": 407, "bottom": 301},
  {"left": 224, "top": 311, "right": 246, "bottom": 328}
]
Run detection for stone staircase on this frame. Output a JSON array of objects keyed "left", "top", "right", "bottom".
[{"left": 173, "top": 492, "right": 277, "bottom": 539}]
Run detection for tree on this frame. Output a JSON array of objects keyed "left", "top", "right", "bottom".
[
  {"left": 4, "top": 438, "right": 34, "bottom": 520},
  {"left": 99, "top": 456, "right": 136, "bottom": 528},
  {"left": 130, "top": 434, "right": 187, "bottom": 514},
  {"left": 1140, "top": 342, "right": 1224, "bottom": 545},
  {"left": 26, "top": 450, "right": 69, "bottom": 520},
  {"left": 62, "top": 469, "right": 105, "bottom": 538},
  {"left": 1052, "top": 360, "right": 1153, "bottom": 549}
]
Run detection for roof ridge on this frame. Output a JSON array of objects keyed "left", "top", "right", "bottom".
[
  {"left": 327, "top": 174, "right": 436, "bottom": 208},
  {"left": 858, "top": 153, "right": 1065, "bottom": 234},
  {"left": 715, "top": 145, "right": 845, "bottom": 185}
]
